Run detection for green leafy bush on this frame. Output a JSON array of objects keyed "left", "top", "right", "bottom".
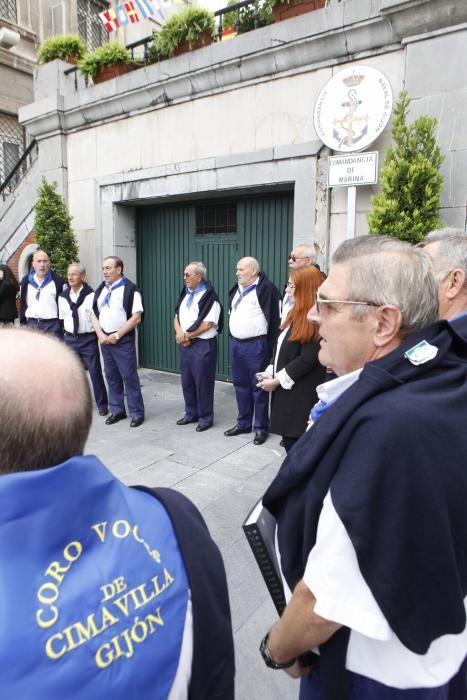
[
  {"left": 38, "top": 34, "right": 87, "bottom": 64},
  {"left": 149, "top": 6, "right": 215, "bottom": 61},
  {"left": 34, "top": 178, "right": 79, "bottom": 278},
  {"left": 367, "top": 91, "right": 444, "bottom": 244},
  {"left": 222, "top": 0, "right": 272, "bottom": 33},
  {"left": 78, "top": 42, "right": 134, "bottom": 78}
]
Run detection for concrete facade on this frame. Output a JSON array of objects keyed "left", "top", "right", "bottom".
[{"left": 1, "top": 0, "right": 467, "bottom": 281}]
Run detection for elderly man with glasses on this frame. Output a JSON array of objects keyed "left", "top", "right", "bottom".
[
  {"left": 257, "top": 236, "right": 467, "bottom": 699},
  {"left": 174, "top": 261, "right": 223, "bottom": 432},
  {"left": 282, "top": 244, "right": 317, "bottom": 321}
]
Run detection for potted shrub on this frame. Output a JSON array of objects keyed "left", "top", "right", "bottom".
[
  {"left": 78, "top": 42, "right": 135, "bottom": 84},
  {"left": 37, "top": 34, "right": 87, "bottom": 64},
  {"left": 271, "top": 0, "right": 326, "bottom": 23},
  {"left": 222, "top": 0, "right": 272, "bottom": 36},
  {"left": 151, "top": 6, "right": 215, "bottom": 60}
]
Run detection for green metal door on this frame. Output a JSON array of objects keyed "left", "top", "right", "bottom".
[{"left": 136, "top": 192, "right": 293, "bottom": 380}]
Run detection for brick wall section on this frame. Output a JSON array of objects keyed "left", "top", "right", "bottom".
[{"left": 7, "top": 231, "right": 36, "bottom": 281}]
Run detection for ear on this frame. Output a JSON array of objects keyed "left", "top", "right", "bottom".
[
  {"left": 445, "top": 268, "right": 465, "bottom": 300},
  {"left": 373, "top": 305, "right": 402, "bottom": 348}
]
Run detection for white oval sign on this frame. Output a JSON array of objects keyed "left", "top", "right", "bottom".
[{"left": 314, "top": 65, "right": 393, "bottom": 153}]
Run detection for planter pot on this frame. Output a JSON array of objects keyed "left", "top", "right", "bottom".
[
  {"left": 172, "top": 31, "right": 212, "bottom": 57},
  {"left": 93, "top": 62, "right": 132, "bottom": 84},
  {"left": 272, "top": 0, "right": 325, "bottom": 22}
]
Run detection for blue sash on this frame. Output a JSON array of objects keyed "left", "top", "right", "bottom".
[
  {"left": 233, "top": 283, "right": 256, "bottom": 310},
  {"left": 0, "top": 456, "right": 189, "bottom": 699},
  {"left": 185, "top": 281, "right": 206, "bottom": 308},
  {"left": 101, "top": 277, "right": 126, "bottom": 308},
  {"left": 28, "top": 270, "right": 53, "bottom": 300}
]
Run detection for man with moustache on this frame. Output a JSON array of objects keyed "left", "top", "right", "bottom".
[{"left": 92, "top": 256, "right": 145, "bottom": 428}]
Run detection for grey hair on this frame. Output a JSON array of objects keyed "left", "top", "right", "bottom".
[
  {"left": 249, "top": 257, "right": 260, "bottom": 274},
  {"left": 332, "top": 236, "right": 439, "bottom": 339},
  {"left": 69, "top": 262, "right": 86, "bottom": 275},
  {"left": 421, "top": 227, "right": 466, "bottom": 244},
  {"left": 188, "top": 261, "right": 206, "bottom": 277},
  {"left": 293, "top": 243, "right": 315, "bottom": 260},
  {"left": 424, "top": 235, "right": 467, "bottom": 287}
]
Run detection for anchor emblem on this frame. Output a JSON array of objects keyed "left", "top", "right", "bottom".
[{"left": 332, "top": 89, "right": 369, "bottom": 148}]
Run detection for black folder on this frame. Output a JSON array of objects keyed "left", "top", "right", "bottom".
[{"left": 242, "top": 499, "right": 286, "bottom": 615}]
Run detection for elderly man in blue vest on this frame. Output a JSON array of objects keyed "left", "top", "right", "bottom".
[
  {"left": 19, "top": 249, "right": 64, "bottom": 337},
  {"left": 225, "top": 256, "right": 281, "bottom": 445},
  {"left": 92, "top": 256, "right": 145, "bottom": 427},
  {"left": 0, "top": 328, "right": 234, "bottom": 699},
  {"left": 259, "top": 236, "right": 467, "bottom": 699},
  {"left": 174, "top": 261, "right": 223, "bottom": 432}
]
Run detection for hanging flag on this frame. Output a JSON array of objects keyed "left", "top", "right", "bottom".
[
  {"left": 98, "top": 8, "right": 120, "bottom": 32},
  {"left": 98, "top": 0, "right": 156, "bottom": 32}
]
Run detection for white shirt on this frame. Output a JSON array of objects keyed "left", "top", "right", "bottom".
[
  {"left": 58, "top": 288, "right": 95, "bottom": 334},
  {"left": 96, "top": 281, "right": 143, "bottom": 333},
  {"left": 229, "top": 278, "right": 268, "bottom": 339},
  {"left": 178, "top": 290, "right": 220, "bottom": 340},
  {"left": 303, "top": 493, "right": 467, "bottom": 688},
  {"left": 281, "top": 293, "right": 293, "bottom": 321},
  {"left": 26, "top": 275, "right": 60, "bottom": 319}
]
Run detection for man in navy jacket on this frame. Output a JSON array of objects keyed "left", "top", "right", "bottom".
[
  {"left": 259, "top": 236, "right": 467, "bottom": 699},
  {"left": 0, "top": 329, "right": 235, "bottom": 700}
]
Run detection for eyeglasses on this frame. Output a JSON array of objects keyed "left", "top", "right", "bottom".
[
  {"left": 286, "top": 282, "right": 295, "bottom": 290},
  {"left": 184, "top": 272, "right": 199, "bottom": 278},
  {"left": 315, "top": 289, "right": 380, "bottom": 313},
  {"left": 289, "top": 255, "right": 309, "bottom": 262}
]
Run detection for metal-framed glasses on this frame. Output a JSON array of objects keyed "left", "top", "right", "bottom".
[
  {"left": 315, "top": 289, "right": 380, "bottom": 313},
  {"left": 289, "top": 254, "right": 308, "bottom": 262}
]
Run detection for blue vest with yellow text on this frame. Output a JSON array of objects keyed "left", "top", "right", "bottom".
[{"left": 0, "top": 456, "right": 189, "bottom": 699}]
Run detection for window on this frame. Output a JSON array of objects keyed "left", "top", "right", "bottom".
[
  {"left": 0, "top": 112, "right": 25, "bottom": 188},
  {"left": 51, "top": 3, "right": 65, "bottom": 35},
  {"left": 196, "top": 203, "right": 237, "bottom": 235},
  {"left": 0, "top": 0, "right": 16, "bottom": 22},
  {"left": 77, "top": 0, "right": 109, "bottom": 51}
]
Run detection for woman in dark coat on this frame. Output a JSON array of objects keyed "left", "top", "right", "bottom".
[
  {"left": 257, "top": 265, "right": 325, "bottom": 452},
  {"left": 0, "top": 263, "right": 19, "bottom": 326}
]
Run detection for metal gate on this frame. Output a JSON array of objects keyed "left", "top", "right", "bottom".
[{"left": 136, "top": 192, "right": 293, "bottom": 380}]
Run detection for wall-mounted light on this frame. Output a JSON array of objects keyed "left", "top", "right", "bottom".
[{"left": 0, "top": 27, "right": 21, "bottom": 49}]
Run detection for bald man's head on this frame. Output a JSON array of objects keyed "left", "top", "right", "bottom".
[
  {"left": 0, "top": 329, "right": 92, "bottom": 474},
  {"left": 236, "top": 257, "right": 260, "bottom": 287}
]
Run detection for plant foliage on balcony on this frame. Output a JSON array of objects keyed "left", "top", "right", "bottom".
[
  {"left": 367, "top": 91, "right": 444, "bottom": 244},
  {"left": 149, "top": 6, "right": 215, "bottom": 61},
  {"left": 223, "top": 0, "right": 272, "bottom": 33},
  {"left": 77, "top": 42, "right": 134, "bottom": 78},
  {"left": 37, "top": 34, "right": 87, "bottom": 64}
]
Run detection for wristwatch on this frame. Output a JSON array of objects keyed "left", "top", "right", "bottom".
[{"left": 259, "top": 633, "right": 296, "bottom": 669}]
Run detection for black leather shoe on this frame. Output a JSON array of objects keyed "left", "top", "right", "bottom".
[
  {"left": 254, "top": 432, "right": 268, "bottom": 445},
  {"left": 105, "top": 413, "right": 127, "bottom": 425},
  {"left": 196, "top": 423, "right": 212, "bottom": 432},
  {"left": 176, "top": 417, "right": 198, "bottom": 425},
  {"left": 224, "top": 425, "right": 250, "bottom": 437},
  {"left": 99, "top": 407, "right": 109, "bottom": 416},
  {"left": 130, "top": 417, "right": 144, "bottom": 428}
]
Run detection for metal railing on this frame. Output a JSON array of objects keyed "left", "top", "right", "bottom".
[
  {"left": 0, "top": 139, "right": 38, "bottom": 200},
  {"left": 63, "top": 0, "right": 335, "bottom": 89}
]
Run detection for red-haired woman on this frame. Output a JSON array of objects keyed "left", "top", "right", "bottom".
[{"left": 257, "top": 265, "right": 326, "bottom": 452}]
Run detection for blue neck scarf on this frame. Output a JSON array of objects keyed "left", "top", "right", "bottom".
[
  {"left": 234, "top": 283, "right": 256, "bottom": 310},
  {"left": 185, "top": 281, "right": 206, "bottom": 308},
  {"left": 102, "top": 277, "right": 126, "bottom": 308},
  {"left": 29, "top": 270, "right": 52, "bottom": 300},
  {"left": 0, "top": 455, "right": 189, "bottom": 699}
]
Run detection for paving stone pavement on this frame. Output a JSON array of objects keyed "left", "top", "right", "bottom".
[{"left": 85, "top": 368, "right": 297, "bottom": 700}]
